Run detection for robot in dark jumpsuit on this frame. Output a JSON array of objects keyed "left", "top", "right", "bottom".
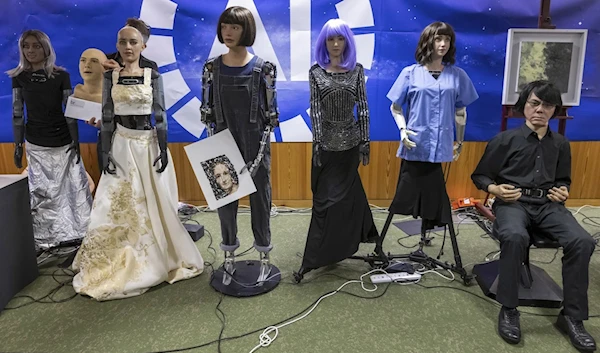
[{"left": 200, "top": 56, "right": 279, "bottom": 286}]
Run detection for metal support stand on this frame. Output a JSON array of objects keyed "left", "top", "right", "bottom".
[{"left": 349, "top": 210, "right": 473, "bottom": 286}]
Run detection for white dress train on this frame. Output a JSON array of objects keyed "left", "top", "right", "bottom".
[{"left": 72, "top": 124, "right": 204, "bottom": 301}]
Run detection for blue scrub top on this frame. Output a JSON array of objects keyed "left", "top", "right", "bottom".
[{"left": 387, "top": 64, "right": 478, "bottom": 163}]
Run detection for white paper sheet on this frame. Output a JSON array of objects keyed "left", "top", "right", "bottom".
[
  {"left": 184, "top": 129, "right": 257, "bottom": 210},
  {"left": 64, "top": 96, "right": 102, "bottom": 121}
]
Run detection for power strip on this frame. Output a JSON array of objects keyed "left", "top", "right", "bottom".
[{"left": 370, "top": 272, "right": 422, "bottom": 284}]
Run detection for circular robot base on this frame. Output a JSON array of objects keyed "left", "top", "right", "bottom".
[{"left": 210, "top": 260, "right": 281, "bottom": 297}]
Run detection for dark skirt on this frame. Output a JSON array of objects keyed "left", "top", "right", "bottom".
[
  {"left": 389, "top": 160, "right": 452, "bottom": 230},
  {"left": 301, "top": 146, "right": 379, "bottom": 269}
]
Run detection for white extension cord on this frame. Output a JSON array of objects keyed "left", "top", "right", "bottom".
[
  {"left": 370, "top": 272, "right": 422, "bottom": 283},
  {"left": 248, "top": 268, "right": 416, "bottom": 353}
]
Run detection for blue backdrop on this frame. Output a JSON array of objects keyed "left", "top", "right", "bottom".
[{"left": 0, "top": 0, "right": 597, "bottom": 143}]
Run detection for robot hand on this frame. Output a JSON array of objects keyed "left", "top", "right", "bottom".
[
  {"left": 153, "top": 150, "right": 169, "bottom": 173},
  {"left": 240, "top": 126, "right": 271, "bottom": 177},
  {"left": 240, "top": 160, "right": 259, "bottom": 178},
  {"left": 14, "top": 143, "right": 23, "bottom": 169},
  {"left": 453, "top": 142, "right": 463, "bottom": 161},
  {"left": 102, "top": 152, "right": 117, "bottom": 175},
  {"left": 359, "top": 141, "right": 370, "bottom": 166},
  {"left": 66, "top": 141, "right": 81, "bottom": 164},
  {"left": 400, "top": 129, "right": 417, "bottom": 150},
  {"left": 312, "top": 143, "right": 322, "bottom": 167}
]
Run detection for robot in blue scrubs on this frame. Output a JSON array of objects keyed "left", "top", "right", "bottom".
[{"left": 384, "top": 21, "right": 478, "bottom": 283}]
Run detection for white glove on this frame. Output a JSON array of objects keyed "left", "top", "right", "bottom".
[{"left": 390, "top": 103, "right": 417, "bottom": 150}]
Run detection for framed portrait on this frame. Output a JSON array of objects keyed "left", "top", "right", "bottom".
[
  {"left": 502, "top": 28, "right": 588, "bottom": 106},
  {"left": 184, "top": 129, "right": 256, "bottom": 210}
]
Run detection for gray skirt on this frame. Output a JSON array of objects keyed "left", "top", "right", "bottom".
[{"left": 26, "top": 142, "right": 92, "bottom": 249}]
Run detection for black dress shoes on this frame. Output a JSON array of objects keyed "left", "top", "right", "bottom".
[
  {"left": 556, "top": 311, "right": 596, "bottom": 352},
  {"left": 498, "top": 306, "right": 521, "bottom": 344}
]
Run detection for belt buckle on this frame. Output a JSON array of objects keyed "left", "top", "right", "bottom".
[{"left": 532, "top": 189, "right": 543, "bottom": 198}]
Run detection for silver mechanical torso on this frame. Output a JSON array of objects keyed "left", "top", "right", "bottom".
[{"left": 309, "top": 64, "right": 369, "bottom": 151}]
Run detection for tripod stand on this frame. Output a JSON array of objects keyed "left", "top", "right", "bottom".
[
  {"left": 350, "top": 163, "right": 473, "bottom": 286},
  {"left": 350, "top": 212, "right": 472, "bottom": 285}
]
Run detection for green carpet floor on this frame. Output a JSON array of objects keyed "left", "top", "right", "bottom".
[{"left": 2, "top": 206, "right": 600, "bottom": 353}]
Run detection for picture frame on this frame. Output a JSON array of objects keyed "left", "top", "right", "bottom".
[{"left": 502, "top": 28, "right": 588, "bottom": 106}]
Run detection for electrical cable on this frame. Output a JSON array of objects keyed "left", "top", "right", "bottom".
[
  {"left": 146, "top": 281, "right": 393, "bottom": 353},
  {"left": 4, "top": 268, "right": 77, "bottom": 310},
  {"left": 144, "top": 261, "right": 600, "bottom": 353},
  {"left": 139, "top": 203, "right": 600, "bottom": 352}
]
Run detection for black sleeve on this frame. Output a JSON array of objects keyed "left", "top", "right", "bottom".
[
  {"left": 554, "top": 139, "right": 572, "bottom": 190},
  {"left": 309, "top": 67, "right": 323, "bottom": 144},
  {"left": 60, "top": 70, "right": 72, "bottom": 90},
  {"left": 471, "top": 134, "right": 506, "bottom": 192},
  {"left": 12, "top": 76, "right": 22, "bottom": 89}
]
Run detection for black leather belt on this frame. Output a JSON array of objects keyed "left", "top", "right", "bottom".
[{"left": 521, "top": 188, "right": 547, "bottom": 198}]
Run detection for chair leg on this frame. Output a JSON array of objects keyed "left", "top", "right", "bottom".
[
  {"left": 520, "top": 248, "right": 533, "bottom": 289},
  {"left": 525, "top": 251, "right": 533, "bottom": 284}
]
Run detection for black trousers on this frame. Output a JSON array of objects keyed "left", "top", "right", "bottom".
[
  {"left": 216, "top": 157, "right": 272, "bottom": 251},
  {"left": 493, "top": 200, "right": 595, "bottom": 320}
]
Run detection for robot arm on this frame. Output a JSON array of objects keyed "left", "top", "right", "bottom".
[
  {"left": 356, "top": 65, "right": 369, "bottom": 143},
  {"left": 453, "top": 107, "right": 467, "bottom": 161},
  {"left": 101, "top": 71, "right": 117, "bottom": 174},
  {"left": 263, "top": 61, "right": 279, "bottom": 129},
  {"left": 152, "top": 71, "right": 169, "bottom": 173},
  {"left": 455, "top": 107, "right": 467, "bottom": 142},
  {"left": 200, "top": 60, "right": 216, "bottom": 136},
  {"left": 356, "top": 65, "right": 370, "bottom": 166},
  {"left": 241, "top": 62, "right": 279, "bottom": 177},
  {"left": 12, "top": 87, "right": 25, "bottom": 168},
  {"left": 391, "top": 103, "right": 417, "bottom": 149},
  {"left": 308, "top": 70, "right": 323, "bottom": 166},
  {"left": 63, "top": 88, "right": 81, "bottom": 164}
]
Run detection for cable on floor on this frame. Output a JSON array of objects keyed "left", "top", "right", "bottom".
[
  {"left": 4, "top": 268, "right": 77, "bottom": 310},
  {"left": 248, "top": 268, "right": 415, "bottom": 353}
]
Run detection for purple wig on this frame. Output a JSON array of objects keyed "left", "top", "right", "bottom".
[{"left": 315, "top": 19, "right": 357, "bottom": 70}]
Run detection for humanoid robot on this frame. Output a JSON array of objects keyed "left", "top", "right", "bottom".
[
  {"left": 74, "top": 48, "right": 107, "bottom": 104},
  {"left": 9, "top": 29, "right": 91, "bottom": 250},
  {"left": 293, "top": 19, "right": 378, "bottom": 283},
  {"left": 72, "top": 26, "right": 203, "bottom": 301},
  {"left": 201, "top": 57, "right": 279, "bottom": 287},
  {"left": 199, "top": 6, "right": 279, "bottom": 289}
]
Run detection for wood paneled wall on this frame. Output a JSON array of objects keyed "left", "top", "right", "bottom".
[{"left": 1, "top": 142, "right": 599, "bottom": 207}]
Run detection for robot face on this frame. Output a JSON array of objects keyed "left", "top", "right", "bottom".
[
  {"left": 79, "top": 48, "right": 107, "bottom": 82},
  {"left": 116, "top": 27, "right": 146, "bottom": 63}
]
